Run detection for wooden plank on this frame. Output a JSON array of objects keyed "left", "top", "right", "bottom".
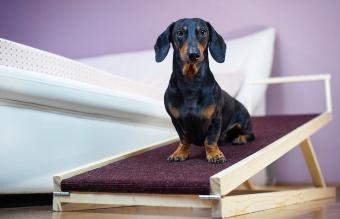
[
  {"left": 224, "top": 198, "right": 335, "bottom": 219},
  {"left": 248, "top": 74, "right": 332, "bottom": 113},
  {"left": 53, "top": 189, "right": 282, "bottom": 212},
  {"left": 211, "top": 187, "right": 336, "bottom": 218},
  {"left": 210, "top": 112, "right": 331, "bottom": 196},
  {"left": 243, "top": 185, "right": 315, "bottom": 191},
  {"left": 325, "top": 77, "right": 332, "bottom": 112},
  {"left": 53, "top": 137, "right": 179, "bottom": 191},
  {"left": 53, "top": 192, "right": 212, "bottom": 211},
  {"left": 300, "top": 138, "right": 326, "bottom": 187},
  {"left": 250, "top": 74, "right": 331, "bottom": 85},
  {"left": 53, "top": 202, "right": 122, "bottom": 211},
  {"left": 53, "top": 186, "right": 335, "bottom": 216},
  {"left": 53, "top": 189, "right": 279, "bottom": 211}
]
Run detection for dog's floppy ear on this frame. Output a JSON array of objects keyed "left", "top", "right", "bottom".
[
  {"left": 154, "top": 22, "right": 174, "bottom": 62},
  {"left": 207, "top": 22, "right": 226, "bottom": 63}
]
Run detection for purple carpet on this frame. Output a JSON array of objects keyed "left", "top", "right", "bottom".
[{"left": 61, "top": 114, "right": 317, "bottom": 195}]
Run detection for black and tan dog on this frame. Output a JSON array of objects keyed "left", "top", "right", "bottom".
[{"left": 155, "top": 18, "right": 255, "bottom": 164}]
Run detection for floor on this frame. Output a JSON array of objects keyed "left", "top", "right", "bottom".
[{"left": 0, "top": 189, "right": 339, "bottom": 219}]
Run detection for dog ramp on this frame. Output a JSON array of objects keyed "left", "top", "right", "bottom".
[{"left": 53, "top": 75, "right": 335, "bottom": 218}]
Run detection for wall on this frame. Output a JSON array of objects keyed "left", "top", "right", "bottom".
[{"left": 0, "top": 0, "right": 339, "bottom": 184}]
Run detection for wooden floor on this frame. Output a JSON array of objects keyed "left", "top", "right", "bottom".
[{"left": 0, "top": 189, "right": 339, "bottom": 219}]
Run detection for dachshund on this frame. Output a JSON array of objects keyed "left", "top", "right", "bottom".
[{"left": 154, "top": 18, "right": 255, "bottom": 163}]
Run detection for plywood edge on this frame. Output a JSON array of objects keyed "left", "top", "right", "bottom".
[
  {"left": 210, "top": 112, "right": 331, "bottom": 196},
  {"left": 212, "top": 187, "right": 336, "bottom": 218},
  {"left": 53, "top": 136, "right": 179, "bottom": 189},
  {"left": 53, "top": 192, "right": 211, "bottom": 212}
]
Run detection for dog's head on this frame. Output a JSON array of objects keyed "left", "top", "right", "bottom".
[{"left": 154, "top": 18, "right": 226, "bottom": 64}]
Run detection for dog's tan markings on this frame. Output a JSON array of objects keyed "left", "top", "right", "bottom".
[
  {"left": 227, "top": 123, "right": 242, "bottom": 131},
  {"left": 179, "top": 41, "right": 189, "bottom": 61},
  {"left": 204, "top": 139, "right": 226, "bottom": 163},
  {"left": 202, "top": 104, "right": 216, "bottom": 119},
  {"left": 197, "top": 42, "right": 205, "bottom": 55},
  {"left": 169, "top": 106, "right": 180, "bottom": 119},
  {"left": 233, "top": 135, "right": 248, "bottom": 145},
  {"left": 167, "top": 141, "right": 191, "bottom": 162},
  {"left": 182, "top": 63, "right": 198, "bottom": 79}
]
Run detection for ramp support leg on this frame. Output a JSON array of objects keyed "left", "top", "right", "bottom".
[{"left": 300, "top": 138, "right": 326, "bottom": 187}]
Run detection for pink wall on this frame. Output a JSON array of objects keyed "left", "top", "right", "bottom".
[{"left": 0, "top": 0, "right": 339, "bottom": 184}]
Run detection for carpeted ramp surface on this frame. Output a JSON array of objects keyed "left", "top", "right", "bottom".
[{"left": 61, "top": 114, "right": 317, "bottom": 195}]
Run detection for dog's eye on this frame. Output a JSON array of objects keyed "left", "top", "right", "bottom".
[
  {"left": 199, "top": 29, "right": 207, "bottom": 36},
  {"left": 176, "top": 30, "right": 184, "bottom": 37}
]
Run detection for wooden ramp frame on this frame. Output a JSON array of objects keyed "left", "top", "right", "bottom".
[{"left": 53, "top": 74, "right": 335, "bottom": 218}]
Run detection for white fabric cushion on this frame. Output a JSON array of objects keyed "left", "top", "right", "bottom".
[
  {"left": 127, "top": 70, "right": 244, "bottom": 100},
  {"left": 215, "top": 71, "right": 245, "bottom": 97}
]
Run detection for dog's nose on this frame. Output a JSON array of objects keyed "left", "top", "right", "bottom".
[{"left": 189, "top": 52, "right": 200, "bottom": 61}]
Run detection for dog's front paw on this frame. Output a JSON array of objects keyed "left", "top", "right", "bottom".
[
  {"left": 167, "top": 150, "right": 189, "bottom": 162},
  {"left": 206, "top": 150, "right": 226, "bottom": 164}
]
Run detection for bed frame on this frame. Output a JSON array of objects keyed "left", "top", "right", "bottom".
[{"left": 53, "top": 74, "right": 335, "bottom": 218}]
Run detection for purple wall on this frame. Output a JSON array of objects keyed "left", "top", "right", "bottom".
[{"left": 1, "top": 0, "right": 339, "bottom": 184}]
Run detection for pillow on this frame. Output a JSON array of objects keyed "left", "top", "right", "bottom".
[
  {"left": 135, "top": 72, "right": 171, "bottom": 101},
  {"left": 214, "top": 71, "right": 245, "bottom": 97},
  {"left": 130, "top": 70, "right": 245, "bottom": 101}
]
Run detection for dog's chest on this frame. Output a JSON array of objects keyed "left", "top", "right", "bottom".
[
  {"left": 167, "top": 89, "right": 216, "bottom": 122},
  {"left": 179, "top": 100, "right": 215, "bottom": 122},
  {"left": 166, "top": 78, "right": 217, "bottom": 123},
  {"left": 178, "top": 102, "right": 215, "bottom": 142}
]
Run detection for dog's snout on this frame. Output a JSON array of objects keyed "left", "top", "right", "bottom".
[{"left": 189, "top": 51, "right": 200, "bottom": 61}]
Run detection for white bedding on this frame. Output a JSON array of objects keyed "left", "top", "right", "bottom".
[{"left": 0, "top": 66, "right": 169, "bottom": 125}]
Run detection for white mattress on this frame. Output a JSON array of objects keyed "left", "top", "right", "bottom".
[{"left": 0, "top": 38, "right": 169, "bottom": 126}]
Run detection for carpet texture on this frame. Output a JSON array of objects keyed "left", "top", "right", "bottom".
[{"left": 61, "top": 114, "right": 317, "bottom": 195}]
